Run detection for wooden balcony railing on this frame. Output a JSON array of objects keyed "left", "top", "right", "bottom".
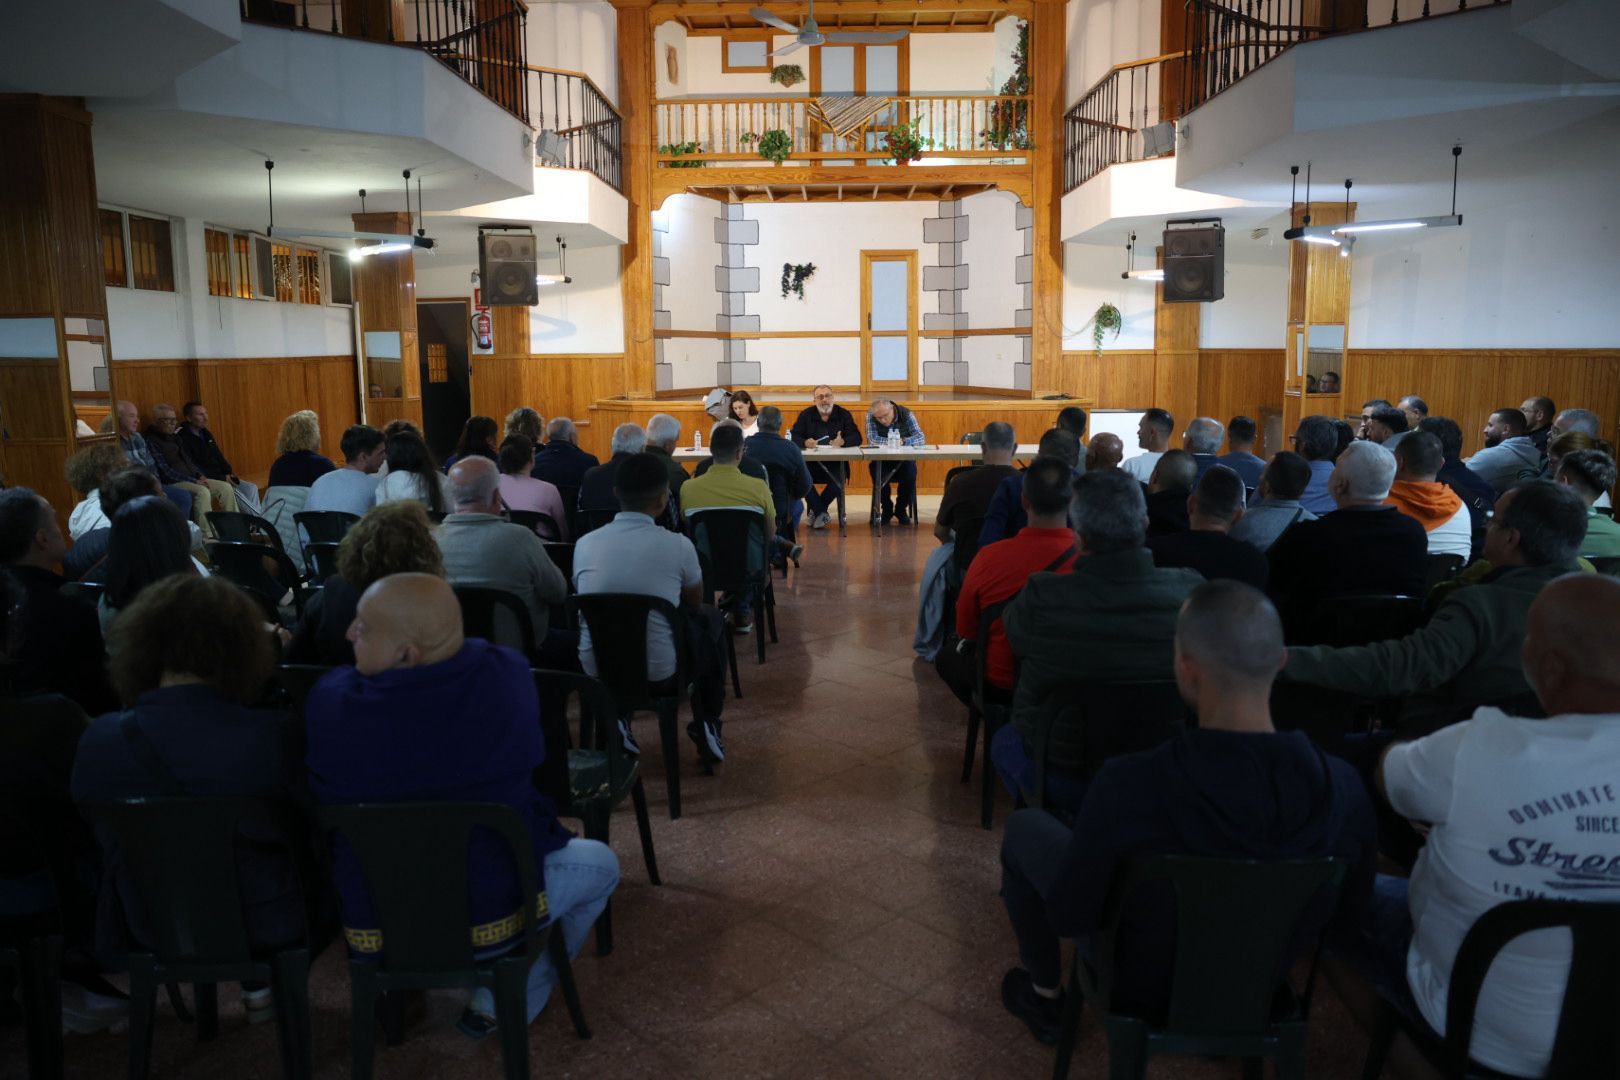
[
  {"left": 654, "top": 95, "right": 1033, "bottom": 166},
  {"left": 240, "top": 0, "right": 529, "bottom": 124},
  {"left": 531, "top": 66, "right": 622, "bottom": 192},
  {"left": 1062, "top": 51, "right": 1186, "bottom": 193}
]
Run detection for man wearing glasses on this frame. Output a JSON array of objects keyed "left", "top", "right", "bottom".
[
  {"left": 789, "top": 385, "right": 862, "bottom": 530},
  {"left": 144, "top": 402, "right": 239, "bottom": 531}
]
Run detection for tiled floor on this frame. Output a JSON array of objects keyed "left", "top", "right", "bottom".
[{"left": 13, "top": 518, "right": 1378, "bottom": 1079}]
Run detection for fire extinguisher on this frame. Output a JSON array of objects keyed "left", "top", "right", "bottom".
[{"left": 472, "top": 310, "right": 493, "bottom": 351}]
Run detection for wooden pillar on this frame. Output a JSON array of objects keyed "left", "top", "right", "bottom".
[
  {"left": 616, "top": 0, "right": 656, "bottom": 399},
  {"left": 0, "top": 95, "right": 109, "bottom": 518},
  {"left": 1028, "top": 0, "right": 1067, "bottom": 396},
  {"left": 351, "top": 210, "right": 423, "bottom": 429},
  {"left": 1153, "top": 247, "right": 1200, "bottom": 446},
  {"left": 1281, "top": 199, "right": 1353, "bottom": 436}
]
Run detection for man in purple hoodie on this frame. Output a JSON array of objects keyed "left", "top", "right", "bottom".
[
  {"left": 996, "top": 580, "right": 1376, "bottom": 1044},
  {"left": 304, "top": 573, "right": 619, "bottom": 1039}
]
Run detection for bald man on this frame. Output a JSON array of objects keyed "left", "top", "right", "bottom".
[
  {"left": 305, "top": 573, "right": 619, "bottom": 1040},
  {"left": 1084, "top": 432, "right": 1123, "bottom": 472},
  {"left": 1365, "top": 574, "right": 1620, "bottom": 1079},
  {"left": 997, "top": 581, "right": 1375, "bottom": 1044},
  {"left": 1144, "top": 449, "right": 1197, "bottom": 536}
]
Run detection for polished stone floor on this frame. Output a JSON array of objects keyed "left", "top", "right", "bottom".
[{"left": 14, "top": 519, "right": 1377, "bottom": 1079}]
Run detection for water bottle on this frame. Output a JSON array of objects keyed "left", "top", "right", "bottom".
[
  {"left": 694, "top": 430, "right": 702, "bottom": 449},
  {"left": 889, "top": 428, "right": 900, "bottom": 450}
]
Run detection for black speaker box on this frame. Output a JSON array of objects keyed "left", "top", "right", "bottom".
[
  {"left": 1162, "top": 223, "right": 1224, "bottom": 303},
  {"left": 479, "top": 232, "right": 538, "bottom": 306}
]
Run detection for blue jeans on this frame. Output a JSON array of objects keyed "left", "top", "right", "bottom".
[
  {"left": 160, "top": 484, "right": 193, "bottom": 520},
  {"left": 990, "top": 724, "right": 1090, "bottom": 814},
  {"left": 468, "top": 838, "right": 619, "bottom": 1023}
]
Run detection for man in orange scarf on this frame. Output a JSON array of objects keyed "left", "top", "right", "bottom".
[{"left": 1385, "top": 433, "right": 1471, "bottom": 559}]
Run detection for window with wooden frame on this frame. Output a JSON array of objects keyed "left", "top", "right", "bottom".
[
  {"left": 271, "top": 242, "right": 295, "bottom": 302},
  {"left": 99, "top": 210, "right": 128, "bottom": 288},
  {"left": 721, "top": 34, "right": 773, "bottom": 73},
  {"left": 204, "top": 228, "right": 232, "bottom": 297},
  {"left": 126, "top": 214, "right": 175, "bottom": 292},
  {"left": 231, "top": 234, "right": 254, "bottom": 299},
  {"left": 425, "top": 342, "right": 449, "bottom": 384},
  {"left": 296, "top": 247, "right": 322, "bottom": 305}
]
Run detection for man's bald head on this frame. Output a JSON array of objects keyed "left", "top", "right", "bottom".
[
  {"left": 448, "top": 455, "right": 502, "bottom": 513},
  {"left": 347, "top": 572, "right": 465, "bottom": 675},
  {"left": 1522, "top": 573, "right": 1620, "bottom": 717},
  {"left": 1086, "top": 433, "right": 1123, "bottom": 471},
  {"left": 1149, "top": 449, "right": 1196, "bottom": 494}
]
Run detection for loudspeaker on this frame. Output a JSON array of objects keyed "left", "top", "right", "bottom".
[
  {"left": 479, "top": 232, "right": 538, "bottom": 306},
  {"left": 1162, "top": 223, "right": 1224, "bottom": 303}
]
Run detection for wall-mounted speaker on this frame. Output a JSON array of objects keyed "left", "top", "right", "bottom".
[
  {"left": 479, "top": 231, "right": 538, "bottom": 306},
  {"left": 1162, "top": 221, "right": 1224, "bottom": 303}
]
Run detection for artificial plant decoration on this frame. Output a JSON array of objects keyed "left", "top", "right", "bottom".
[
  {"left": 781, "top": 262, "right": 816, "bottom": 300},
  {"left": 980, "top": 20, "right": 1030, "bottom": 151},
  {"left": 658, "top": 141, "right": 705, "bottom": 168},
  {"left": 757, "top": 128, "right": 793, "bottom": 165},
  {"left": 883, "top": 117, "right": 932, "bottom": 164},
  {"left": 1090, "top": 302, "right": 1123, "bottom": 356},
  {"left": 770, "top": 64, "right": 805, "bottom": 88}
]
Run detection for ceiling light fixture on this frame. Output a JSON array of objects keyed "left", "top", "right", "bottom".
[
  {"left": 1284, "top": 146, "right": 1464, "bottom": 243},
  {"left": 258, "top": 160, "right": 436, "bottom": 258},
  {"left": 536, "top": 235, "right": 571, "bottom": 286},
  {"left": 1120, "top": 231, "right": 1164, "bottom": 281}
]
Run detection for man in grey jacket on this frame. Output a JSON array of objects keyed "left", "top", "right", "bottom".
[
  {"left": 1230, "top": 452, "right": 1317, "bottom": 552},
  {"left": 1464, "top": 407, "right": 1543, "bottom": 494}
]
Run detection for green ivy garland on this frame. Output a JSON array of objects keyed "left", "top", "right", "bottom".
[{"left": 781, "top": 262, "right": 816, "bottom": 300}]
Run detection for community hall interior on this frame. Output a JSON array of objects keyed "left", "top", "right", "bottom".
[{"left": 3, "top": 0, "right": 1620, "bottom": 1077}]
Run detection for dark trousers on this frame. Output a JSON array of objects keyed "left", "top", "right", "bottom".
[
  {"left": 1000, "top": 808, "right": 1078, "bottom": 989},
  {"left": 990, "top": 725, "right": 1090, "bottom": 813},
  {"left": 160, "top": 484, "right": 193, "bottom": 520},
  {"left": 650, "top": 605, "right": 727, "bottom": 725},
  {"left": 805, "top": 462, "right": 845, "bottom": 516},
  {"left": 868, "top": 461, "right": 917, "bottom": 518}
]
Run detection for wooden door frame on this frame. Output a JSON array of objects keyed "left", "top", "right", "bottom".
[{"left": 859, "top": 249, "right": 919, "bottom": 395}]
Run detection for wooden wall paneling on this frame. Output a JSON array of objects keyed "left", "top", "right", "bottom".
[
  {"left": 41, "top": 102, "right": 104, "bottom": 317},
  {"left": 1196, "top": 349, "right": 1286, "bottom": 438},
  {"left": 1301, "top": 201, "right": 1352, "bottom": 326},
  {"left": 1028, "top": 0, "right": 1065, "bottom": 394},
  {"left": 0, "top": 99, "right": 57, "bottom": 315},
  {"left": 0, "top": 360, "right": 71, "bottom": 440},
  {"left": 351, "top": 211, "right": 421, "bottom": 428},
  {"left": 1153, "top": 351, "right": 1200, "bottom": 445},
  {"left": 106, "top": 360, "right": 200, "bottom": 428},
  {"left": 492, "top": 305, "right": 529, "bottom": 356},
  {"left": 2, "top": 441, "right": 76, "bottom": 522},
  {"left": 1088, "top": 350, "right": 1157, "bottom": 408},
  {"left": 618, "top": 1, "right": 656, "bottom": 398},
  {"left": 301, "top": 355, "right": 362, "bottom": 461}
]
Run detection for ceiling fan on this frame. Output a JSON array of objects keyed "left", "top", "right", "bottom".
[{"left": 749, "top": 1, "right": 908, "bottom": 58}]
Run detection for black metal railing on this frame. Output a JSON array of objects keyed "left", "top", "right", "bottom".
[
  {"left": 1063, "top": 52, "right": 1183, "bottom": 192},
  {"left": 240, "top": 0, "right": 529, "bottom": 124},
  {"left": 530, "top": 66, "right": 623, "bottom": 193}
]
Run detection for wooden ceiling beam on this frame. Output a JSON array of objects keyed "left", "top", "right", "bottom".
[{"left": 649, "top": 1, "right": 1030, "bottom": 26}]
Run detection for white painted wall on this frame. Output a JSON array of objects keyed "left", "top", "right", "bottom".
[
  {"left": 526, "top": 0, "right": 619, "bottom": 106},
  {"left": 683, "top": 36, "right": 803, "bottom": 96},
  {"left": 1063, "top": 241, "right": 1155, "bottom": 350},
  {"left": 910, "top": 33, "right": 1002, "bottom": 94},
  {"left": 1201, "top": 255, "right": 1289, "bottom": 349},
  {"left": 960, "top": 189, "right": 1023, "bottom": 328},
  {"left": 747, "top": 202, "right": 929, "bottom": 332},
  {"left": 1067, "top": 0, "right": 1159, "bottom": 106},
  {"left": 660, "top": 194, "right": 721, "bottom": 332},
  {"left": 654, "top": 20, "right": 687, "bottom": 99},
  {"left": 964, "top": 334, "right": 1020, "bottom": 387}
]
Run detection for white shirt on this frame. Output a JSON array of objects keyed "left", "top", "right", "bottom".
[
  {"left": 573, "top": 512, "right": 701, "bottom": 682},
  {"left": 740, "top": 419, "right": 759, "bottom": 439},
  {"left": 69, "top": 494, "right": 108, "bottom": 539},
  {"left": 1383, "top": 708, "right": 1620, "bottom": 1077},
  {"left": 374, "top": 469, "right": 453, "bottom": 510},
  {"left": 1120, "top": 451, "right": 1164, "bottom": 484},
  {"left": 1425, "top": 500, "right": 1473, "bottom": 559}
]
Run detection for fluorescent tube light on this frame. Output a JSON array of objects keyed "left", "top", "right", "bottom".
[
  {"left": 1299, "top": 233, "right": 1341, "bottom": 247},
  {"left": 1333, "top": 214, "right": 1462, "bottom": 235},
  {"left": 349, "top": 241, "right": 414, "bottom": 260},
  {"left": 1121, "top": 268, "right": 1164, "bottom": 282},
  {"left": 535, "top": 274, "right": 573, "bottom": 287}
]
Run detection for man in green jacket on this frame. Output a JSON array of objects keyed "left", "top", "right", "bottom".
[
  {"left": 1282, "top": 481, "right": 1588, "bottom": 734},
  {"left": 1553, "top": 448, "right": 1620, "bottom": 559},
  {"left": 996, "top": 469, "right": 1203, "bottom": 808}
]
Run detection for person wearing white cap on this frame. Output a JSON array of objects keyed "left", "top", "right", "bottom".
[{"left": 702, "top": 388, "right": 732, "bottom": 424}]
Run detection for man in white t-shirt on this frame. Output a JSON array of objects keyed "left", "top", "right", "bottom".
[
  {"left": 1372, "top": 573, "right": 1620, "bottom": 1076},
  {"left": 1120, "top": 408, "right": 1174, "bottom": 484}
]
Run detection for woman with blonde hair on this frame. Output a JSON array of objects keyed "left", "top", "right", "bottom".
[
  {"left": 268, "top": 409, "right": 336, "bottom": 488},
  {"left": 505, "top": 406, "right": 544, "bottom": 445}
]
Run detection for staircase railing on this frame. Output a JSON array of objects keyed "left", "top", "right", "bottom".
[
  {"left": 530, "top": 66, "right": 623, "bottom": 192},
  {"left": 1062, "top": 51, "right": 1186, "bottom": 193}
]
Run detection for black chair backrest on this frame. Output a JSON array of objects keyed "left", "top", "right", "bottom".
[
  {"left": 759, "top": 463, "right": 794, "bottom": 527},
  {"left": 319, "top": 803, "right": 539, "bottom": 974},
  {"left": 275, "top": 664, "right": 333, "bottom": 717},
  {"left": 304, "top": 542, "right": 342, "bottom": 582},
  {"left": 59, "top": 580, "right": 105, "bottom": 606},
  {"left": 573, "top": 593, "right": 687, "bottom": 711},
  {"left": 973, "top": 598, "right": 1011, "bottom": 701},
  {"left": 951, "top": 511, "right": 987, "bottom": 580},
  {"left": 1423, "top": 553, "right": 1466, "bottom": 592},
  {"left": 207, "top": 510, "right": 283, "bottom": 551},
  {"left": 1596, "top": 506, "right": 1615, "bottom": 520},
  {"left": 1588, "top": 556, "right": 1620, "bottom": 576},
  {"left": 1301, "top": 594, "right": 1425, "bottom": 648},
  {"left": 543, "top": 542, "right": 575, "bottom": 584},
  {"left": 83, "top": 797, "right": 311, "bottom": 965},
  {"left": 960, "top": 431, "right": 984, "bottom": 445},
  {"left": 1031, "top": 679, "right": 1191, "bottom": 804},
  {"left": 577, "top": 507, "right": 616, "bottom": 537},
  {"left": 506, "top": 509, "right": 561, "bottom": 541},
  {"left": 687, "top": 508, "right": 769, "bottom": 597},
  {"left": 532, "top": 669, "right": 633, "bottom": 804},
  {"left": 1444, "top": 899, "right": 1620, "bottom": 1077},
  {"left": 1093, "top": 855, "right": 1346, "bottom": 1037},
  {"left": 554, "top": 484, "right": 582, "bottom": 537},
  {"left": 292, "top": 510, "right": 359, "bottom": 545},
  {"left": 453, "top": 585, "right": 536, "bottom": 656},
  {"left": 206, "top": 542, "right": 304, "bottom": 618}
]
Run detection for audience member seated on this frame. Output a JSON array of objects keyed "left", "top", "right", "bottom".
[
  {"left": 300, "top": 423, "right": 383, "bottom": 522},
  {"left": 1357, "top": 400, "right": 1392, "bottom": 441},
  {"left": 1549, "top": 406, "right": 1599, "bottom": 443},
  {"left": 744, "top": 406, "right": 814, "bottom": 540},
  {"left": 1144, "top": 449, "right": 1196, "bottom": 537},
  {"left": 979, "top": 429, "right": 1081, "bottom": 546},
  {"left": 304, "top": 573, "right": 617, "bottom": 1039},
  {"left": 1331, "top": 419, "right": 1356, "bottom": 460},
  {"left": 63, "top": 443, "right": 128, "bottom": 580},
  {"left": 934, "top": 421, "right": 1018, "bottom": 545},
  {"left": 437, "top": 457, "right": 568, "bottom": 645},
  {"left": 0, "top": 488, "right": 117, "bottom": 714},
  {"left": 99, "top": 495, "right": 200, "bottom": 635},
  {"left": 1084, "top": 433, "right": 1123, "bottom": 472},
  {"left": 993, "top": 469, "right": 1202, "bottom": 810},
  {"left": 691, "top": 420, "right": 770, "bottom": 487},
  {"left": 729, "top": 390, "right": 760, "bottom": 438},
  {"left": 442, "top": 415, "right": 499, "bottom": 471},
  {"left": 790, "top": 385, "right": 863, "bottom": 529},
  {"left": 997, "top": 580, "right": 1376, "bottom": 1042},
  {"left": 1464, "top": 407, "right": 1541, "bottom": 494},
  {"left": 83, "top": 467, "right": 207, "bottom": 580},
  {"left": 531, "top": 417, "right": 599, "bottom": 489},
  {"left": 938, "top": 457, "right": 1077, "bottom": 707},
  {"left": 1417, "top": 416, "right": 1497, "bottom": 547},
  {"left": 145, "top": 403, "right": 240, "bottom": 522},
  {"left": 1181, "top": 417, "right": 1225, "bottom": 482},
  {"left": 1120, "top": 408, "right": 1173, "bottom": 484},
  {"left": 702, "top": 387, "right": 732, "bottom": 424},
  {"left": 1147, "top": 466, "right": 1269, "bottom": 589},
  {"left": 1284, "top": 481, "right": 1587, "bottom": 733},
  {"left": 1292, "top": 415, "right": 1340, "bottom": 514},
  {"left": 496, "top": 435, "right": 568, "bottom": 540},
  {"left": 1360, "top": 573, "right": 1620, "bottom": 1077},
  {"left": 1363, "top": 406, "right": 1409, "bottom": 449},
  {"left": 579, "top": 423, "right": 650, "bottom": 519},
  {"left": 573, "top": 453, "right": 728, "bottom": 765},
  {"left": 1554, "top": 448, "right": 1620, "bottom": 559},
  {"left": 113, "top": 400, "right": 192, "bottom": 520},
  {"left": 866, "top": 399, "right": 926, "bottom": 526},
  {"left": 375, "top": 431, "right": 452, "bottom": 514},
  {"left": 267, "top": 410, "right": 337, "bottom": 488},
  {"left": 1384, "top": 432, "right": 1471, "bottom": 559},
  {"left": 1520, "top": 394, "right": 1556, "bottom": 454},
  {"left": 1217, "top": 415, "right": 1266, "bottom": 489},
  {"left": 287, "top": 501, "right": 444, "bottom": 667},
  {"left": 1056, "top": 406, "right": 1087, "bottom": 441},
  {"left": 643, "top": 413, "right": 690, "bottom": 505},
  {"left": 177, "top": 399, "right": 262, "bottom": 511},
  {"left": 72, "top": 574, "right": 318, "bottom": 961},
  {"left": 1230, "top": 452, "right": 1318, "bottom": 553},
  {"left": 1268, "top": 441, "right": 1427, "bottom": 635},
  {"left": 1546, "top": 429, "right": 1613, "bottom": 512},
  {"left": 1397, "top": 395, "right": 1428, "bottom": 433},
  {"left": 1319, "top": 370, "right": 1341, "bottom": 394},
  {"left": 504, "top": 407, "right": 543, "bottom": 445}
]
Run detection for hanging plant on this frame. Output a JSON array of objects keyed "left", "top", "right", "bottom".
[
  {"left": 883, "top": 117, "right": 932, "bottom": 164},
  {"left": 1091, "top": 302, "right": 1123, "bottom": 356},
  {"left": 770, "top": 63, "right": 805, "bottom": 88},
  {"left": 781, "top": 262, "right": 816, "bottom": 300},
  {"left": 757, "top": 128, "right": 793, "bottom": 165},
  {"left": 658, "top": 141, "right": 705, "bottom": 168}
]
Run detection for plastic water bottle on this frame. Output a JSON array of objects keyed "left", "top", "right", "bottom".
[
  {"left": 694, "top": 430, "right": 702, "bottom": 449},
  {"left": 889, "top": 428, "right": 900, "bottom": 450}
]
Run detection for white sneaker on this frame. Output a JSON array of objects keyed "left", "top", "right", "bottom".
[
  {"left": 60, "top": 983, "right": 128, "bottom": 1034},
  {"left": 811, "top": 512, "right": 830, "bottom": 530}
]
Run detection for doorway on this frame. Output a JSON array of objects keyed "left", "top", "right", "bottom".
[
  {"left": 416, "top": 299, "right": 471, "bottom": 463},
  {"left": 860, "top": 250, "right": 917, "bottom": 394},
  {"left": 810, "top": 41, "right": 908, "bottom": 160}
]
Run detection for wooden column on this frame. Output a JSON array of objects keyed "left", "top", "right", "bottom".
[
  {"left": 1281, "top": 199, "right": 1353, "bottom": 436},
  {"left": 1153, "top": 247, "right": 1200, "bottom": 445},
  {"left": 0, "top": 95, "right": 108, "bottom": 518},
  {"left": 351, "top": 210, "right": 423, "bottom": 429},
  {"left": 616, "top": 0, "right": 656, "bottom": 399},
  {"left": 1028, "top": 0, "right": 1067, "bottom": 396}
]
